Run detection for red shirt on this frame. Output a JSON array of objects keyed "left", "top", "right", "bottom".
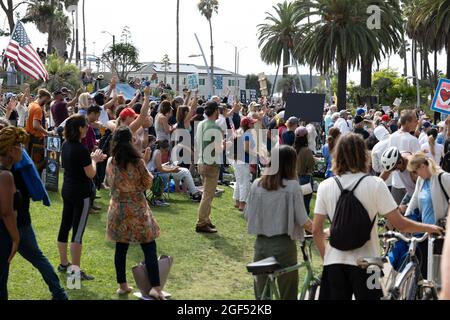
[{"left": 81, "top": 126, "right": 96, "bottom": 153}]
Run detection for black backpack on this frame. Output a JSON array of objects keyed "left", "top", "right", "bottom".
[
  {"left": 441, "top": 152, "right": 450, "bottom": 173},
  {"left": 329, "top": 175, "right": 377, "bottom": 251}
]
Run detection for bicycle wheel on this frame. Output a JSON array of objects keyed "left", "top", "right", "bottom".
[
  {"left": 306, "top": 281, "right": 320, "bottom": 301},
  {"left": 394, "top": 263, "right": 420, "bottom": 300},
  {"left": 421, "top": 287, "right": 438, "bottom": 301}
]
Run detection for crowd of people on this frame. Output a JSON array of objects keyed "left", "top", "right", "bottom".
[{"left": 1, "top": 74, "right": 450, "bottom": 301}]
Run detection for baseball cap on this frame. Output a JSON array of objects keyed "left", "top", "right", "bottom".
[
  {"left": 119, "top": 108, "right": 138, "bottom": 121},
  {"left": 278, "top": 111, "right": 285, "bottom": 120},
  {"left": 354, "top": 115, "right": 364, "bottom": 125},
  {"left": 174, "top": 96, "right": 184, "bottom": 104},
  {"left": 374, "top": 126, "right": 390, "bottom": 141},
  {"left": 438, "top": 121, "right": 446, "bottom": 128},
  {"left": 53, "top": 90, "right": 63, "bottom": 96},
  {"left": 241, "top": 117, "right": 257, "bottom": 128},
  {"left": 295, "top": 126, "right": 308, "bottom": 137},
  {"left": 340, "top": 110, "right": 348, "bottom": 117},
  {"left": 381, "top": 115, "right": 391, "bottom": 123},
  {"left": 287, "top": 117, "right": 299, "bottom": 126},
  {"left": 423, "top": 121, "right": 432, "bottom": 129},
  {"left": 357, "top": 108, "right": 365, "bottom": 116}
]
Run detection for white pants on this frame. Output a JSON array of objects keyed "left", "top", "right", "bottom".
[
  {"left": 233, "top": 162, "right": 252, "bottom": 202},
  {"left": 172, "top": 167, "right": 199, "bottom": 195}
]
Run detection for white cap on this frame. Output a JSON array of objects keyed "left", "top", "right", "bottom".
[
  {"left": 438, "top": 121, "right": 446, "bottom": 128},
  {"left": 374, "top": 126, "right": 390, "bottom": 141},
  {"left": 278, "top": 111, "right": 285, "bottom": 120}
]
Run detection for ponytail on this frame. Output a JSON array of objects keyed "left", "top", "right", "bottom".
[
  {"left": 328, "top": 127, "right": 341, "bottom": 152},
  {"left": 428, "top": 128, "right": 439, "bottom": 157}
]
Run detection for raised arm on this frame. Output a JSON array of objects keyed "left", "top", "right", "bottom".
[
  {"left": 129, "top": 87, "right": 151, "bottom": 134},
  {"left": 67, "top": 88, "right": 83, "bottom": 108}
]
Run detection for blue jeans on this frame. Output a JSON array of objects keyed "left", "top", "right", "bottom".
[
  {"left": 299, "top": 175, "right": 313, "bottom": 217},
  {"left": 0, "top": 221, "right": 12, "bottom": 300},
  {"left": 19, "top": 225, "right": 68, "bottom": 300}
]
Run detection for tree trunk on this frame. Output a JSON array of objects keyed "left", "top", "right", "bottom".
[
  {"left": 435, "top": 47, "right": 438, "bottom": 88},
  {"left": 47, "top": 0, "right": 56, "bottom": 55},
  {"left": 282, "top": 47, "right": 290, "bottom": 77},
  {"left": 337, "top": 61, "right": 348, "bottom": 111},
  {"left": 209, "top": 19, "right": 215, "bottom": 95},
  {"left": 403, "top": 43, "right": 408, "bottom": 78},
  {"left": 82, "top": 0, "right": 87, "bottom": 67},
  {"left": 176, "top": 0, "right": 180, "bottom": 94},
  {"left": 447, "top": 37, "right": 450, "bottom": 79},
  {"left": 360, "top": 57, "right": 372, "bottom": 107},
  {"left": 69, "top": 11, "right": 75, "bottom": 63},
  {"left": 5, "top": 0, "right": 14, "bottom": 32},
  {"left": 412, "top": 40, "right": 417, "bottom": 86}
]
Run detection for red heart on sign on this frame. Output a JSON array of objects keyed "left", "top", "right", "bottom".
[{"left": 441, "top": 89, "right": 450, "bottom": 102}]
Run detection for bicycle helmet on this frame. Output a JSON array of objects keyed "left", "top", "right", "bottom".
[{"left": 381, "top": 147, "right": 400, "bottom": 172}]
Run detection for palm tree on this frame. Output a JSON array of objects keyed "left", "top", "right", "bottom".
[
  {"left": 23, "top": 0, "right": 74, "bottom": 56},
  {"left": 257, "top": 1, "right": 302, "bottom": 81},
  {"left": 360, "top": 0, "right": 403, "bottom": 94},
  {"left": 296, "top": 0, "right": 383, "bottom": 110},
  {"left": 415, "top": 0, "right": 450, "bottom": 78},
  {"left": 176, "top": 0, "right": 180, "bottom": 94},
  {"left": 198, "top": 0, "right": 219, "bottom": 95}
]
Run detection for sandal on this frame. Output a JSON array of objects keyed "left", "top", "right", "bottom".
[
  {"left": 149, "top": 288, "right": 166, "bottom": 300},
  {"left": 117, "top": 287, "right": 134, "bottom": 295}
]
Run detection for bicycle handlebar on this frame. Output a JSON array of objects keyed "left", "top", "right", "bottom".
[{"left": 379, "top": 231, "right": 429, "bottom": 244}]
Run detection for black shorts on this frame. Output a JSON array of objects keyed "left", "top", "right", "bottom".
[{"left": 319, "top": 264, "right": 383, "bottom": 300}]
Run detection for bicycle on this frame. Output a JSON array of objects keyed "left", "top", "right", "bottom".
[
  {"left": 246, "top": 235, "right": 322, "bottom": 300},
  {"left": 359, "top": 231, "right": 444, "bottom": 300}
]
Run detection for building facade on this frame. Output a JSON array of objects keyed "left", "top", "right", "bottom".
[{"left": 130, "top": 62, "right": 246, "bottom": 98}]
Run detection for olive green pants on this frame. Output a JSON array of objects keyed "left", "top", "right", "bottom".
[{"left": 254, "top": 235, "right": 298, "bottom": 300}]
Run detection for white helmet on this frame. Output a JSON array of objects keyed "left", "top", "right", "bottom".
[{"left": 381, "top": 147, "right": 400, "bottom": 172}]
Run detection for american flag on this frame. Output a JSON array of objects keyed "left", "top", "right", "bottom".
[{"left": 5, "top": 21, "right": 49, "bottom": 81}]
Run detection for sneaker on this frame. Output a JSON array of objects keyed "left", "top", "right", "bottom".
[
  {"left": 80, "top": 270, "right": 95, "bottom": 281},
  {"left": 57, "top": 263, "right": 72, "bottom": 273},
  {"left": 196, "top": 225, "right": 218, "bottom": 234},
  {"left": 191, "top": 193, "right": 202, "bottom": 202},
  {"left": 154, "top": 200, "right": 170, "bottom": 207}
]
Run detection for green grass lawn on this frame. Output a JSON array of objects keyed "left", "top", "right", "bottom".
[{"left": 8, "top": 184, "right": 322, "bottom": 300}]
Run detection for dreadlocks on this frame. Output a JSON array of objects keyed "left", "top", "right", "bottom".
[{"left": 0, "top": 127, "right": 29, "bottom": 156}]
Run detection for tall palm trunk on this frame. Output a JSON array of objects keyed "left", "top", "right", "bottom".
[
  {"left": 337, "top": 61, "right": 348, "bottom": 111},
  {"left": 447, "top": 36, "right": 450, "bottom": 79},
  {"left": 69, "top": 11, "right": 75, "bottom": 63},
  {"left": 360, "top": 56, "right": 373, "bottom": 107},
  {"left": 412, "top": 40, "right": 417, "bottom": 86},
  {"left": 282, "top": 47, "right": 290, "bottom": 77},
  {"left": 209, "top": 19, "right": 215, "bottom": 95},
  {"left": 176, "top": 0, "right": 180, "bottom": 94},
  {"left": 47, "top": 0, "right": 56, "bottom": 54},
  {"left": 82, "top": 0, "right": 87, "bottom": 67}
]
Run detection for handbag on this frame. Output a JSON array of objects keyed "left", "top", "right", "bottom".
[
  {"left": 301, "top": 183, "right": 313, "bottom": 195},
  {"left": 132, "top": 255, "right": 173, "bottom": 298},
  {"left": 300, "top": 176, "right": 313, "bottom": 196}
]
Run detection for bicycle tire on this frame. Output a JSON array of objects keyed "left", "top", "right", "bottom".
[
  {"left": 421, "top": 287, "right": 437, "bottom": 301},
  {"left": 307, "top": 282, "right": 320, "bottom": 301},
  {"left": 395, "top": 263, "right": 420, "bottom": 300}
]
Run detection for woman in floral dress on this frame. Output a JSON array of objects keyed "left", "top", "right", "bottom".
[{"left": 105, "top": 126, "right": 164, "bottom": 300}]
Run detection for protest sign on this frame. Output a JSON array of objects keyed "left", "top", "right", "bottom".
[{"left": 431, "top": 79, "right": 450, "bottom": 115}]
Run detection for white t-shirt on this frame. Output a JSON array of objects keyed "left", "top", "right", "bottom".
[
  {"left": 389, "top": 131, "right": 420, "bottom": 189},
  {"left": 419, "top": 132, "right": 429, "bottom": 146},
  {"left": 421, "top": 142, "right": 444, "bottom": 165},
  {"left": 98, "top": 105, "right": 110, "bottom": 127},
  {"left": 314, "top": 173, "right": 398, "bottom": 267},
  {"left": 371, "top": 138, "right": 392, "bottom": 186},
  {"left": 334, "top": 118, "right": 351, "bottom": 135}
]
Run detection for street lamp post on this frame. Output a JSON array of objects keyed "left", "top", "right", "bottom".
[
  {"left": 194, "top": 33, "right": 214, "bottom": 96},
  {"left": 102, "top": 31, "right": 116, "bottom": 73},
  {"left": 225, "top": 41, "right": 247, "bottom": 97}
]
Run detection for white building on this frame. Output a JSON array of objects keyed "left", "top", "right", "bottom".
[{"left": 129, "top": 62, "right": 247, "bottom": 98}]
